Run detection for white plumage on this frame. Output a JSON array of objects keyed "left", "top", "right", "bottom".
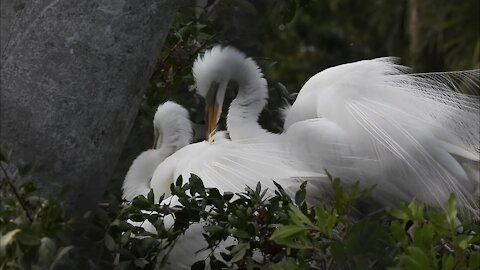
[
  {"left": 285, "top": 59, "right": 479, "bottom": 212},
  {"left": 150, "top": 132, "right": 325, "bottom": 202},
  {"left": 123, "top": 47, "right": 479, "bottom": 269},
  {"left": 122, "top": 101, "right": 192, "bottom": 200},
  {"left": 194, "top": 45, "right": 479, "bottom": 215}
]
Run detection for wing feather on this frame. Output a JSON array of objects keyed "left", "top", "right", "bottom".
[{"left": 285, "top": 59, "right": 479, "bottom": 214}]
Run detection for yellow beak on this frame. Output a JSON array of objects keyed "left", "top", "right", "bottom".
[{"left": 206, "top": 104, "right": 219, "bottom": 140}]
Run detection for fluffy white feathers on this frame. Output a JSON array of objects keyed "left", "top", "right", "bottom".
[
  {"left": 193, "top": 45, "right": 266, "bottom": 99},
  {"left": 122, "top": 101, "right": 192, "bottom": 200},
  {"left": 285, "top": 58, "right": 480, "bottom": 214}
]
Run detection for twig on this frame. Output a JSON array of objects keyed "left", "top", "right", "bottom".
[{"left": 0, "top": 163, "right": 33, "bottom": 222}]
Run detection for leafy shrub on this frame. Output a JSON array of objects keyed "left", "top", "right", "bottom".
[
  {"left": 3, "top": 145, "right": 478, "bottom": 270},
  {"left": 0, "top": 149, "right": 75, "bottom": 269}
]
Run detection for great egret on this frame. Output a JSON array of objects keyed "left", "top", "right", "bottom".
[
  {"left": 195, "top": 45, "right": 479, "bottom": 215},
  {"left": 194, "top": 46, "right": 279, "bottom": 143},
  {"left": 125, "top": 103, "right": 324, "bottom": 269},
  {"left": 148, "top": 132, "right": 325, "bottom": 269},
  {"left": 122, "top": 101, "right": 193, "bottom": 200}
]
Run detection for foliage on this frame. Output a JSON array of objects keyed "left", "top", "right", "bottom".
[
  {"left": 2, "top": 145, "right": 479, "bottom": 270},
  {"left": 2, "top": 1, "right": 479, "bottom": 269},
  {"left": 0, "top": 148, "right": 76, "bottom": 270},
  {"left": 263, "top": 0, "right": 479, "bottom": 93}
]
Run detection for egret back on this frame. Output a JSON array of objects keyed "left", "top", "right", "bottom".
[
  {"left": 285, "top": 59, "right": 479, "bottom": 215},
  {"left": 150, "top": 133, "right": 328, "bottom": 202}
]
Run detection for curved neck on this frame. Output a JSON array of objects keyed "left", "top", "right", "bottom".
[{"left": 226, "top": 61, "right": 270, "bottom": 141}]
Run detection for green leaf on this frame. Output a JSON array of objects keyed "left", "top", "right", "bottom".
[
  {"left": 16, "top": 231, "right": 41, "bottom": 246},
  {"left": 390, "top": 221, "right": 407, "bottom": 244},
  {"left": 189, "top": 174, "right": 206, "bottom": 196},
  {"left": 105, "top": 234, "right": 116, "bottom": 251},
  {"left": 191, "top": 260, "right": 206, "bottom": 270},
  {"left": 270, "top": 225, "right": 305, "bottom": 241},
  {"left": 207, "top": 188, "right": 222, "bottom": 199},
  {"left": 131, "top": 195, "right": 151, "bottom": 209},
  {"left": 454, "top": 235, "right": 473, "bottom": 250},
  {"left": 147, "top": 189, "right": 154, "bottom": 205},
  {"left": 229, "top": 228, "right": 250, "bottom": 239},
  {"left": 175, "top": 175, "right": 183, "bottom": 187},
  {"left": 294, "top": 182, "right": 307, "bottom": 205},
  {"left": 0, "top": 229, "right": 20, "bottom": 256},
  {"left": 315, "top": 208, "right": 337, "bottom": 235},
  {"left": 270, "top": 222, "right": 313, "bottom": 250},
  {"left": 412, "top": 224, "right": 434, "bottom": 250},
  {"left": 469, "top": 252, "right": 480, "bottom": 269},
  {"left": 399, "top": 246, "right": 436, "bottom": 270},
  {"left": 139, "top": 237, "right": 158, "bottom": 251},
  {"left": 223, "top": 192, "right": 234, "bottom": 201},
  {"left": 287, "top": 204, "right": 313, "bottom": 226},
  {"left": 120, "top": 231, "right": 132, "bottom": 245},
  {"left": 441, "top": 255, "right": 454, "bottom": 270},
  {"left": 389, "top": 207, "right": 410, "bottom": 221},
  {"left": 204, "top": 225, "right": 224, "bottom": 234},
  {"left": 38, "top": 237, "right": 56, "bottom": 267},
  {"left": 445, "top": 194, "right": 457, "bottom": 225},
  {"left": 230, "top": 243, "right": 249, "bottom": 263}
]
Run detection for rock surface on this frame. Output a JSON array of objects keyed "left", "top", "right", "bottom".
[{"left": 0, "top": 0, "right": 179, "bottom": 214}]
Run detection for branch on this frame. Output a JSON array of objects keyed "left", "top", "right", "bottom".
[{"left": 0, "top": 163, "right": 33, "bottom": 222}]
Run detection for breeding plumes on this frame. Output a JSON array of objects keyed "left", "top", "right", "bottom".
[
  {"left": 194, "top": 45, "right": 479, "bottom": 215},
  {"left": 284, "top": 61, "right": 480, "bottom": 212},
  {"left": 124, "top": 47, "right": 479, "bottom": 269}
]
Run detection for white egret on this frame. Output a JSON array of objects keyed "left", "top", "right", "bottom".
[
  {"left": 149, "top": 133, "right": 326, "bottom": 269},
  {"left": 122, "top": 101, "right": 193, "bottom": 200},
  {"left": 124, "top": 103, "right": 323, "bottom": 270},
  {"left": 283, "top": 61, "right": 480, "bottom": 212},
  {"left": 194, "top": 46, "right": 279, "bottom": 142},
  {"left": 123, "top": 46, "right": 479, "bottom": 270},
  {"left": 148, "top": 48, "right": 324, "bottom": 203},
  {"left": 195, "top": 45, "right": 479, "bottom": 215},
  {"left": 120, "top": 102, "right": 240, "bottom": 269}
]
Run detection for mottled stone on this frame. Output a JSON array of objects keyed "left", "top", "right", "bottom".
[{"left": 0, "top": 0, "right": 180, "bottom": 215}]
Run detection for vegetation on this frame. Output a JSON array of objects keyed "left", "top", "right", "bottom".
[
  {"left": 2, "top": 0, "right": 479, "bottom": 269},
  {"left": 1, "top": 150, "right": 479, "bottom": 269}
]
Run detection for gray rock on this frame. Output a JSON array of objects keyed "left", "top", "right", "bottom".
[{"left": 0, "top": 0, "right": 180, "bottom": 215}]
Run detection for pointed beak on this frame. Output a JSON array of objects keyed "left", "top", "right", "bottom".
[
  {"left": 206, "top": 103, "right": 219, "bottom": 140},
  {"left": 205, "top": 81, "right": 221, "bottom": 141}
]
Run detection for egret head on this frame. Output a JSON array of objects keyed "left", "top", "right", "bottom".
[
  {"left": 193, "top": 45, "right": 262, "bottom": 139},
  {"left": 151, "top": 101, "right": 192, "bottom": 150}
]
